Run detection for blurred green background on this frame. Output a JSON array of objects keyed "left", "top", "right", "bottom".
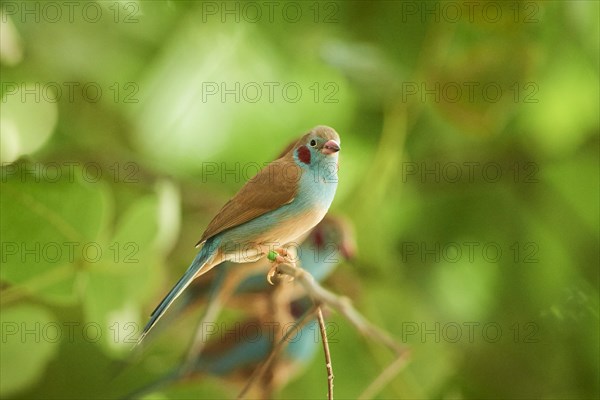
[{"left": 1, "top": 0, "right": 598, "bottom": 399}]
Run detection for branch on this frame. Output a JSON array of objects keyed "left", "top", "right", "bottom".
[
  {"left": 317, "top": 306, "right": 334, "bottom": 400},
  {"left": 181, "top": 289, "right": 226, "bottom": 374},
  {"left": 274, "top": 263, "right": 405, "bottom": 356},
  {"left": 237, "top": 306, "right": 317, "bottom": 399},
  {"left": 357, "top": 351, "right": 411, "bottom": 400}
]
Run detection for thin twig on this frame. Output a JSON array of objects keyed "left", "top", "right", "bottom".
[
  {"left": 182, "top": 263, "right": 268, "bottom": 375},
  {"left": 237, "top": 306, "right": 317, "bottom": 399},
  {"left": 317, "top": 306, "right": 334, "bottom": 400},
  {"left": 181, "top": 290, "right": 225, "bottom": 374},
  {"left": 357, "top": 350, "right": 411, "bottom": 400},
  {"left": 275, "top": 263, "right": 405, "bottom": 356}
]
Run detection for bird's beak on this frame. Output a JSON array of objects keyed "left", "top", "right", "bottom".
[
  {"left": 322, "top": 140, "right": 340, "bottom": 155},
  {"left": 340, "top": 237, "right": 356, "bottom": 260}
]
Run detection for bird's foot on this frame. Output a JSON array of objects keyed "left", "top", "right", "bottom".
[{"left": 267, "top": 248, "right": 295, "bottom": 285}]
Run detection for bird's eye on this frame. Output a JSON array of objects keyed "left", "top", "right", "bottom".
[{"left": 309, "top": 139, "right": 317, "bottom": 147}]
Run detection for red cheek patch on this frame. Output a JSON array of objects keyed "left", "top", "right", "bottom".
[
  {"left": 297, "top": 145, "right": 311, "bottom": 165},
  {"left": 313, "top": 228, "right": 325, "bottom": 249}
]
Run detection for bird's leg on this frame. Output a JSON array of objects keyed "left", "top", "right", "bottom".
[
  {"left": 267, "top": 248, "right": 295, "bottom": 285},
  {"left": 273, "top": 247, "right": 288, "bottom": 263}
]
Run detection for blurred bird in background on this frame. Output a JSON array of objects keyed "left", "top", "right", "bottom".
[
  {"left": 127, "top": 299, "right": 319, "bottom": 399},
  {"left": 127, "top": 215, "right": 355, "bottom": 398}
]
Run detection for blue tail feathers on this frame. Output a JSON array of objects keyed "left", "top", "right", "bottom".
[{"left": 136, "top": 237, "right": 218, "bottom": 345}]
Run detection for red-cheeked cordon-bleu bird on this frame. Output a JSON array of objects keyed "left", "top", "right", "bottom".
[{"left": 136, "top": 126, "right": 341, "bottom": 344}]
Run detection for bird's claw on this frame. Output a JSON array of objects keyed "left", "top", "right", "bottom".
[
  {"left": 266, "top": 248, "right": 295, "bottom": 285},
  {"left": 267, "top": 266, "right": 278, "bottom": 285}
]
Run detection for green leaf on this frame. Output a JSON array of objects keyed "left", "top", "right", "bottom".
[
  {"left": 131, "top": 23, "right": 355, "bottom": 174},
  {"left": 82, "top": 195, "right": 165, "bottom": 355},
  {"left": 0, "top": 164, "right": 110, "bottom": 304},
  {"left": 0, "top": 304, "right": 59, "bottom": 396},
  {"left": 0, "top": 83, "right": 58, "bottom": 163},
  {"left": 520, "top": 52, "right": 599, "bottom": 156}
]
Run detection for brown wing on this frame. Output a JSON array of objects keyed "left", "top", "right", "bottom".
[{"left": 195, "top": 156, "right": 301, "bottom": 246}]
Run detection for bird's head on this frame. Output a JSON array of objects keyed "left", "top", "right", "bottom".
[
  {"left": 310, "top": 214, "right": 356, "bottom": 260},
  {"left": 292, "top": 125, "right": 341, "bottom": 167}
]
